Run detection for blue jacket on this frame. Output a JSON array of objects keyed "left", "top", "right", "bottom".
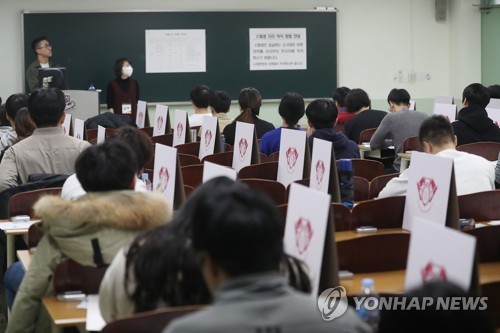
[{"left": 308, "top": 128, "right": 360, "bottom": 160}]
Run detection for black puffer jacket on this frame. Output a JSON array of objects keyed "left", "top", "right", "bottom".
[{"left": 452, "top": 106, "right": 500, "bottom": 145}]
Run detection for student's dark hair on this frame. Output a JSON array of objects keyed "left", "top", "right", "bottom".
[
  {"left": 462, "top": 83, "right": 490, "bottom": 108},
  {"left": 190, "top": 84, "right": 211, "bottom": 109},
  {"left": 191, "top": 177, "right": 283, "bottom": 277},
  {"left": 332, "top": 86, "right": 351, "bottom": 107},
  {"left": 418, "top": 115, "right": 454, "bottom": 146},
  {"left": 0, "top": 105, "right": 9, "bottom": 127},
  {"left": 305, "top": 98, "right": 338, "bottom": 129},
  {"left": 487, "top": 84, "right": 500, "bottom": 99},
  {"left": 31, "top": 36, "right": 48, "bottom": 53},
  {"left": 113, "top": 57, "right": 132, "bottom": 77},
  {"left": 232, "top": 87, "right": 262, "bottom": 125},
  {"left": 75, "top": 140, "right": 138, "bottom": 192},
  {"left": 345, "top": 88, "right": 371, "bottom": 113},
  {"left": 378, "top": 281, "right": 494, "bottom": 333},
  {"left": 125, "top": 223, "right": 211, "bottom": 313},
  {"left": 5, "top": 93, "right": 29, "bottom": 121},
  {"left": 14, "top": 107, "right": 35, "bottom": 140},
  {"left": 279, "top": 92, "right": 305, "bottom": 128},
  {"left": 387, "top": 88, "right": 411, "bottom": 106},
  {"left": 108, "top": 126, "right": 153, "bottom": 170},
  {"left": 28, "top": 88, "right": 65, "bottom": 127},
  {"left": 209, "top": 90, "right": 231, "bottom": 113}
]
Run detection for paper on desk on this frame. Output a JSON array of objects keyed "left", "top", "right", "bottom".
[
  {"left": 0, "top": 220, "right": 40, "bottom": 231},
  {"left": 488, "top": 221, "right": 500, "bottom": 226},
  {"left": 86, "top": 295, "right": 106, "bottom": 332}
]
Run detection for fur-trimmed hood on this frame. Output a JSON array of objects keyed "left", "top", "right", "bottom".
[{"left": 34, "top": 190, "right": 172, "bottom": 232}]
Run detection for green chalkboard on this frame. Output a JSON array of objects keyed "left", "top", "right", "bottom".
[{"left": 23, "top": 10, "right": 337, "bottom": 103}]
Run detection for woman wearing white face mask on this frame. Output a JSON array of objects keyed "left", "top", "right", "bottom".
[{"left": 106, "top": 57, "right": 140, "bottom": 120}]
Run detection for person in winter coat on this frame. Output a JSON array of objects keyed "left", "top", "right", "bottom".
[
  {"left": 7, "top": 140, "right": 172, "bottom": 333},
  {"left": 306, "top": 98, "right": 360, "bottom": 160},
  {"left": 452, "top": 83, "right": 500, "bottom": 146}
]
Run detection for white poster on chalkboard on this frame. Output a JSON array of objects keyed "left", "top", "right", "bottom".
[
  {"left": 249, "top": 28, "right": 307, "bottom": 71},
  {"left": 146, "top": 29, "right": 206, "bottom": 73}
]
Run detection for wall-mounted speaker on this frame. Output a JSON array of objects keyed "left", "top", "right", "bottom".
[{"left": 435, "top": 0, "right": 447, "bottom": 21}]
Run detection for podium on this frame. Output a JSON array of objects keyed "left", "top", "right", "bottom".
[{"left": 62, "top": 90, "right": 100, "bottom": 125}]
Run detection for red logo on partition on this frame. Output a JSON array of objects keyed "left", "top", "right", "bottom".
[
  {"left": 176, "top": 123, "right": 184, "bottom": 140},
  {"left": 295, "top": 217, "right": 314, "bottom": 256},
  {"left": 239, "top": 138, "right": 248, "bottom": 161},
  {"left": 417, "top": 177, "right": 438, "bottom": 212},
  {"left": 204, "top": 130, "right": 212, "bottom": 149},
  {"left": 315, "top": 160, "right": 326, "bottom": 188},
  {"left": 286, "top": 147, "right": 299, "bottom": 173},
  {"left": 421, "top": 261, "right": 447, "bottom": 283},
  {"left": 62, "top": 126, "right": 67, "bottom": 135},
  {"left": 157, "top": 115, "right": 164, "bottom": 131},
  {"left": 156, "top": 166, "right": 170, "bottom": 193}
]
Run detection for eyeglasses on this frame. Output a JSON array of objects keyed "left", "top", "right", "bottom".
[{"left": 38, "top": 44, "right": 52, "bottom": 49}]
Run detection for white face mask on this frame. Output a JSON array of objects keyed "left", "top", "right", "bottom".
[{"left": 122, "top": 66, "right": 133, "bottom": 77}]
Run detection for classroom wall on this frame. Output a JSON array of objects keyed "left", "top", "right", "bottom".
[{"left": 0, "top": 0, "right": 482, "bottom": 126}]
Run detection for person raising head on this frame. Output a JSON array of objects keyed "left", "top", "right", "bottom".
[
  {"left": 222, "top": 87, "right": 275, "bottom": 146},
  {"left": 26, "top": 36, "right": 60, "bottom": 92},
  {"left": 259, "top": 92, "right": 305, "bottom": 156},
  {"left": 107, "top": 57, "right": 140, "bottom": 121}
]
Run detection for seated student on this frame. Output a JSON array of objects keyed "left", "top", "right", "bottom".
[
  {"left": 0, "top": 88, "right": 90, "bottom": 193},
  {"left": 306, "top": 98, "right": 360, "bottom": 160},
  {"left": 378, "top": 280, "right": 494, "bottom": 333},
  {"left": 99, "top": 178, "right": 312, "bottom": 322},
  {"left": 0, "top": 107, "right": 35, "bottom": 162},
  {"left": 188, "top": 84, "right": 213, "bottom": 127},
  {"left": 452, "top": 83, "right": 500, "bottom": 146},
  {"left": 378, "top": 115, "right": 495, "bottom": 198},
  {"left": 0, "top": 105, "right": 11, "bottom": 138},
  {"left": 370, "top": 89, "right": 428, "bottom": 173},
  {"left": 222, "top": 87, "right": 275, "bottom": 146},
  {"left": 0, "top": 93, "right": 29, "bottom": 152},
  {"left": 259, "top": 92, "right": 305, "bottom": 156},
  {"left": 344, "top": 88, "right": 387, "bottom": 144},
  {"left": 333, "top": 86, "right": 354, "bottom": 125},
  {"left": 163, "top": 177, "right": 370, "bottom": 333},
  {"left": 209, "top": 90, "right": 233, "bottom": 132},
  {"left": 6, "top": 140, "right": 172, "bottom": 333},
  {"left": 61, "top": 126, "right": 153, "bottom": 200}
]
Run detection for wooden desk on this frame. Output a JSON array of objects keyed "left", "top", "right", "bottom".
[
  {"left": 0, "top": 219, "right": 39, "bottom": 266},
  {"left": 341, "top": 262, "right": 500, "bottom": 297},
  {"left": 358, "top": 144, "right": 395, "bottom": 160},
  {"left": 42, "top": 297, "right": 86, "bottom": 327},
  {"left": 335, "top": 228, "right": 410, "bottom": 242},
  {"left": 17, "top": 250, "right": 32, "bottom": 271},
  {"left": 398, "top": 152, "right": 411, "bottom": 172}
]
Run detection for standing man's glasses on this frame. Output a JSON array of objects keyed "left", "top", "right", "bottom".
[{"left": 38, "top": 44, "right": 52, "bottom": 49}]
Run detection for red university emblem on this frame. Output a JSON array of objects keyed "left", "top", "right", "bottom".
[
  {"left": 421, "top": 261, "right": 447, "bottom": 283},
  {"left": 315, "top": 160, "right": 326, "bottom": 188},
  {"left": 176, "top": 123, "right": 184, "bottom": 140},
  {"left": 417, "top": 177, "right": 438, "bottom": 212},
  {"left": 239, "top": 138, "right": 248, "bottom": 161},
  {"left": 286, "top": 147, "right": 299, "bottom": 173},
  {"left": 204, "top": 130, "right": 212, "bottom": 149},
  {"left": 295, "top": 217, "right": 314, "bottom": 256}
]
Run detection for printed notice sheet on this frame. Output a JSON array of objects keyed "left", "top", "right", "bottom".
[
  {"left": 249, "top": 28, "right": 307, "bottom": 71},
  {"left": 146, "top": 30, "right": 206, "bottom": 73}
]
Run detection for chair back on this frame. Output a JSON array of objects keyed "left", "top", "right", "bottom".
[
  {"left": 201, "top": 151, "right": 234, "bottom": 167},
  {"left": 276, "top": 203, "right": 287, "bottom": 235},
  {"left": 358, "top": 127, "right": 377, "bottom": 144},
  {"left": 28, "top": 223, "right": 44, "bottom": 249},
  {"left": 53, "top": 259, "right": 108, "bottom": 295},
  {"left": 350, "top": 196, "right": 406, "bottom": 230},
  {"left": 353, "top": 176, "right": 370, "bottom": 202},
  {"left": 268, "top": 151, "right": 280, "bottom": 162},
  {"left": 100, "top": 306, "right": 202, "bottom": 333},
  {"left": 139, "top": 127, "right": 154, "bottom": 137},
  {"left": 351, "top": 158, "right": 385, "bottom": 181},
  {"left": 152, "top": 133, "right": 173, "bottom": 146},
  {"left": 238, "top": 161, "right": 278, "bottom": 181},
  {"left": 369, "top": 173, "right": 400, "bottom": 199},
  {"left": 8, "top": 187, "right": 62, "bottom": 218},
  {"left": 240, "top": 179, "right": 287, "bottom": 205},
  {"left": 85, "top": 128, "right": 98, "bottom": 142},
  {"left": 458, "top": 190, "right": 500, "bottom": 221},
  {"left": 180, "top": 164, "right": 204, "bottom": 188},
  {"left": 456, "top": 141, "right": 500, "bottom": 161},
  {"left": 464, "top": 225, "right": 500, "bottom": 263},
  {"left": 176, "top": 141, "right": 200, "bottom": 156},
  {"left": 331, "top": 202, "right": 351, "bottom": 231},
  {"left": 178, "top": 154, "right": 201, "bottom": 167},
  {"left": 337, "top": 233, "right": 410, "bottom": 273},
  {"left": 259, "top": 153, "right": 269, "bottom": 163},
  {"left": 184, "top": 185, "right": 195, "bottom": 198},
  {"left": 402, "top": 136, "right": 424, "bottom": 152}
]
